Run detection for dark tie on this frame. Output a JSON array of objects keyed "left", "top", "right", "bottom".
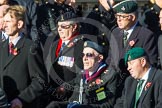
[
  {"left": 134, "top": 79, "right": 144, "bottom": 108},
  {"left": 123, "top": 31, "right": 129, "bottom": 47},
  {"left": 60, "top": 42, "right": 65, "bottom": 54},
  {"left": 9, "top": 42, "right": 14, "bottom": 54}
]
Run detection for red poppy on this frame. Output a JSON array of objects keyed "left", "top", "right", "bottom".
[
  {"left": 129, "top": 40, "right": 135, "bottom": 47},
  {"left": 145, "top": 82, "right": 152, "bottom": 91}
]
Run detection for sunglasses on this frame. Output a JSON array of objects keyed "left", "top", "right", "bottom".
[
  {"left": 58, "top": 24, "right": 72, "bottom": 29},
  {"left": 82, "top": 53, "right": 95, "bottom": 58}
]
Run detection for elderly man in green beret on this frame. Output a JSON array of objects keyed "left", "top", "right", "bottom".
[
  {"left": 114, "top": 47, "right": 162, "bottom": 108},
  {"left": 109, "top": 0, "right": 158, "bottom": 98}
]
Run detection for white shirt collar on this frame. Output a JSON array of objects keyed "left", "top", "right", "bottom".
[
  {"left": 2, "top": 31, "right": 8, "bottom": 40},
  {"left": 62, "top": 40, "right": 70, "bottom": 45},
  {"left": 140, "top": 67, "right": 151, "bottom": 95},
  {"left": 9, "top": 33, "right": 23, "bottom": 46},
  {"left": 124, "top": 21, "right": 138, "bottom": 39},
  {"left": 141, "top": 67, "right": 151, "bottom": 81}
]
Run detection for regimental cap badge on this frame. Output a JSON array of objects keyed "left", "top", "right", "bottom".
[
  {"left": 61, "top": 14, "right": 64, "bottom": 21},
  {"left": 121, "top": 6, "right": 125, "bottom": 11},
  {"left": 128, "top": 55, "right": 131, "bottom": 61}
]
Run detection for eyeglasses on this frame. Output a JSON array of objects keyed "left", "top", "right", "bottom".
[
  {"left": 82, "top": 53, "right": 95, "bottom": 58},
  {"left": 115, "top": 14, "right": 130, "bottom": 19},
  {"left": 57, "top": 24, "right": 72, "bottom": 29}
]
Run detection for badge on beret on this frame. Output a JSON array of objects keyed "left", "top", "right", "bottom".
[
  {"left": 61, "top": 15, "right": 64, "bottom": 21},
  {"left": 121, "top": 6, "right": 126, "bottom": 11},
  {"left": 128, "top": 55, "right": 131, "bottom": 61}
]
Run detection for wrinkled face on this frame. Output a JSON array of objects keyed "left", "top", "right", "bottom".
[
  {"left": 115, "top": 13, "right": 135, "bottom": 30},
  {"left": 159, "top": 10, "right": 162, "bottom": 30},
  {"left": 127, "top": 58, "right": 145, "bottom": 79},
  {"left": 83, "top": 47, "right": 102, "bottom": 71},
  {"left": 3, "top": 13, "right": 22, "bottom": 37},
  {"left": 58, "top": 21, "right": 77, "bottom": 41}
]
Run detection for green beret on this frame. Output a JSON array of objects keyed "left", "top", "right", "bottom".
[
  {"left": 113, "top": 0, "right": 138, "bottom": 13},
  {"left": 124, "top": 47, "right": 146, "bottom": 64},
  {"left": 84, "top": 41, "right": 104, "bottom": 54}
]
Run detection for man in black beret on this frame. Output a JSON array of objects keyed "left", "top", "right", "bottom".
[
  {"left": 109, "top": 0, "right": 158, "bottom": 99},
  {"left": 115, "top": 47, "right": 162, "bottom": 108},
  {"left": 140, "top": 0, "right": 162, "bottom": 38}
]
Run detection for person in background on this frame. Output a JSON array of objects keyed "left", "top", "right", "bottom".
[
  {"left": 37, "top": 0, "right": 75, "bottom": 45},
  {"left": 0, "top": 5, "right": 47, "bottom": 108},
  {"left": 80, "top": 0, "right": 116, "bottom": 51},
  {"left": 46, "top": 41, "right": 118, "bottom": 108},
  {"left": 140, "top": 0, "right": 162, "bottom": 38},
  {"left": 0, "top": 5, "right": 9, "bottom": 42},
  {"left": 111, "top": 0, "right": 158, "bottom": 99},
  {"left": 158, "top": 9, "right": 162, "bottom": 69},
  {"left": 114, "top": 47, "right": 162, "bottom": 108}
]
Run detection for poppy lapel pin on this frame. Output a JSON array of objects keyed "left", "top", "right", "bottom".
[{"left": 145, "top": 82, "right": 152, "bottom": 91}]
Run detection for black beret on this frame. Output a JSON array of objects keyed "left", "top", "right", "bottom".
[
  {"left": 113, "top": 0, "right": 138, "bottom": 13},
  {"left": 56, "top": 11, "right": 77, "bottom": 22}
]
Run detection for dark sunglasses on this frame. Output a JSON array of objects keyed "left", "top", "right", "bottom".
[
  {"left": 82, "top": 53, "right": 95, "bottom": 58},
  {"left": 58, "top": 24, "right": 72, "bottom": 29}
]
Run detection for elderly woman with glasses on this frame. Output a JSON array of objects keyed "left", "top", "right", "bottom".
[
  {"left": 46, "top": 41, "right": 118, "bottom": 108},
  {"left": 44, "top": 11, "right": 89, "bottom": 108}
]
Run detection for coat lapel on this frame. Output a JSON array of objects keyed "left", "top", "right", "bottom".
[
  {"left": 1, "top": 40, "right": 9, "bottom": 69},
  {"left": 139, "top": 68, "right": 156, "bottom": 103},
  {"left": 3, "top": 37, "right": 25, "bottom": 69},
  {"left": 126, "top": 79, "right": 138, "bottom": 108},
  {"left": 51, "top": 41, "right": 58, "bottom": 64},
  {"left": 125, "top": 23, "right": 141, "bottom": 51}
]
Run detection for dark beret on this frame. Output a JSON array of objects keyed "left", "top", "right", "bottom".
[
  {"left": 124, "top": 47, "right": 147, "bottom": 64},
  {"left": 56, "top": 11, "right": 77, "bottom": 22},
  {"left": 113, "top": 0, "right": 138, "bottom": 13},
  {"left": 84, "top": 41, "right": 104, "bottom": 54}
]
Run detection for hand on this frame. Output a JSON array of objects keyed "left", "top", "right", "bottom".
[
  {"left": 65, "top": 0, "right": 76, "bottom": 8},
  {"left": 11, "top": 98, "right": 23, "bottom": 108},
  {"left": 99, "top": 0, "right": 115, "bottom": 11}
]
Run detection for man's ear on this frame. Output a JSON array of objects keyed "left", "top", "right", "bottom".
[
  {"left": 72, "top": 23, "right": 77, "bottom": 32},
  {"left": 130, "top": 14, "right": 136, "bottom": 21},
  {"left": 98, "top": 54, "right": 104, "bottom": 62},
  {"left": 17, "top": 20, "right": 24, "bottom": 29},
  {"left": 141, "top": 58, "right": 146, "bottom": 67}
]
